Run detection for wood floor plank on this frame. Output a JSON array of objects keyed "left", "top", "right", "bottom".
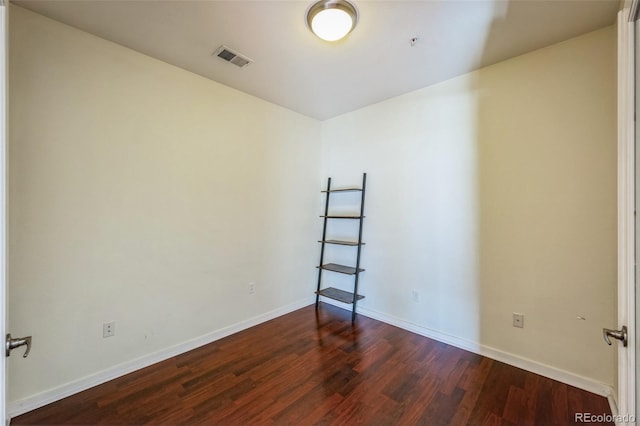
[
  {"left": 11, "top": 303, "right": 613, "bottom": 425},
  {"left": 502, "top": 385, "right": 527, "bottom": 424},
  {"left": 551, "top": 381, "right": 570, "bottom": 424},
  {"left": 450, "top": 358, "right": 494, "bottom": 426},
  {"left": 534, "top": 376, "right": 556, "bottom": 425}
]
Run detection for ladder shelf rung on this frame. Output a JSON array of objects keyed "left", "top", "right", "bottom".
[
  {"left": 316, "top": 287, "right": 364, "bottom": 304},
  {"left": 317, "top": 263, "right": 364, "bottom": 275},
  {"left": 318, "top": 240, "right": 365, "bottom": 246},
  {"left": 320, "top": 215, "right": 364, "bottom": 219},
  {"left": 321, "top": 187, "right": 363, "bottom": 193}
]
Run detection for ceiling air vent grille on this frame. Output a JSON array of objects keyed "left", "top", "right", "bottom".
[{"left": 214, "top": 45, "right": 253, "bottom": 68}]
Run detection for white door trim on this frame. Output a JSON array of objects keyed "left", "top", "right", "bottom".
[
  {"left": 618, "top": 4, "right": 636, "bottom": 423},
  {"left": 0, "top": 0, "right": 7, "bottom": 423}
]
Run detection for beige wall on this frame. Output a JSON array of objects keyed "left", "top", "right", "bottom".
[
  {"left": 321, "top": 26, "right": 617, "bottom": 386},
  {"left": 8, "top": 6, "right": 321, "bottom": 404}
]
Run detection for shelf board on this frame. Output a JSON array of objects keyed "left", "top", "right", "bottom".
[
  {"left": 318, "top": 240, "right": 365, "bottom": 246},
  {"left": 316, "top": 287, "right": 364, "bottom": 304},
  {"left": 320, "top": 215, "right": 364, "bottom": 219},
  {"left": 317, "top": 263, "right": 364, "bottom": 275},
  {"left": 321, "top": 187, "right": 363, "bottom": 193}
]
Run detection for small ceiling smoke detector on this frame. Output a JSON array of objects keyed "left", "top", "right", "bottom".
[
  {"left": 306, "top": 0, "right": 358, "bottom": 42},
  {"left": 214, "top": 45, "right": 253, "bottom": 68}
]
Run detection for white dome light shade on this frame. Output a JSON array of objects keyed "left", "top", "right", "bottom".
[
  {"left": 311, "top": 9, "right": 353, "bottom": 41},
  {"left": 307, "top": 0, "right": 358, "bottom": 42}
]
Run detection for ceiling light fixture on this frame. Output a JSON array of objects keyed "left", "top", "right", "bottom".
[{"left": 307, "top": 0, "right": 358, "bottom": 42}]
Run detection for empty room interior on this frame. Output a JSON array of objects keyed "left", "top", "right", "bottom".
[{"left": 3, "top": 0, "right": 627, "bottom": 424}]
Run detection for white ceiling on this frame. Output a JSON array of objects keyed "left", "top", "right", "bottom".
[{"left": 12, "top": 0, "right": 619, "bottom": 120}]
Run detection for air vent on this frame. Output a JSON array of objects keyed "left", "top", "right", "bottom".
[{"left": 214, "top": 45, "right": 253, "bottom": 68}]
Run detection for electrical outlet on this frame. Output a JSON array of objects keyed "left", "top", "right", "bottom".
[
  {"left": 512, "top": 313, "right": 524, "bottom": 328},
  {"left": 411, "top": 290, "right": 419, "bottom": 303},
  {"left": 103, "top": 321, "right": 115, "bottom": 338},
  {"left": 248, "top": 282, "right": 256, "bottom": 294}
]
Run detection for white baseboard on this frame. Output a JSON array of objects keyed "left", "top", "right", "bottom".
[
  {"left": 320, "top": 299, "right": 615, "bottom": 399},
  {"left": 608, "top": 392, "right": 619, "bottom": 416},
  {"left": 7, "top": 297, "right": 315, "bottom": 419}
]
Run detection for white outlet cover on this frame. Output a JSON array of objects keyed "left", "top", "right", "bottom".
[
  {"left": 512, "top": 313, "right": 524, "bottom": 328},
  {"left": 103, "top": 321, "right": 115, "bottom": 338}
]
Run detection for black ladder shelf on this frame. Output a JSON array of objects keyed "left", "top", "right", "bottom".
[{"left": 315, "top": 173, "right": 367, "bottom": 322}]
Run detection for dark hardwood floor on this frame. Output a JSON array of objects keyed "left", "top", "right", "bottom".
[{"left": 12, "top": 303, "right": 612, "bottom": 425}]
